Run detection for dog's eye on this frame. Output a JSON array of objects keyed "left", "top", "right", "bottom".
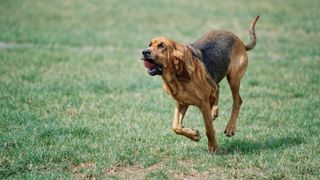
[
  {"left": 148, "top": 42, "right": 152, "bottom": 47},
  {"left": 158, "top": 42, "right": 165, "bottom": 49}
]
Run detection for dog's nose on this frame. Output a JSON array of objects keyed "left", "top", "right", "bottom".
[{"left": 142, "top": 49, "right": 151, "bottom": 56}]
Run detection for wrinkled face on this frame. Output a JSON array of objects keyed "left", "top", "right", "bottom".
[{"left": 141, "top": 37, "right": 174, "bottom": 76}]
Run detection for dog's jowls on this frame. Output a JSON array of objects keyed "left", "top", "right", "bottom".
[{"left": 141, "top": 16, "right": 259, "bottom": 153}]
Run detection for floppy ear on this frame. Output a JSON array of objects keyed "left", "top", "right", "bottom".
[{"left": 172, "top": 48, "right": 191, "bottom": 82}]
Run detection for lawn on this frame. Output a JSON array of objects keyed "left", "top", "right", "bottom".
[{"left": 0, "top": 0, "right": 319, "bottom": 179}]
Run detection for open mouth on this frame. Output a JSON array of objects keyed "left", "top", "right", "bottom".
[{"left": 141, "top": 58, "right": 163, "bottom": 76}]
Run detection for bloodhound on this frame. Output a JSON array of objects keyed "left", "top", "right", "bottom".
[{"left": 141, "top": 16, "right": 259, "bottom": 152}]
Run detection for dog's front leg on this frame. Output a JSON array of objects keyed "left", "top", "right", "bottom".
[
  {"left": 210, "top": 85, "right": 220, "bottom": 121},
  {"left": 200, "top": 102, "right": 218, "bottom": 152},
  {"left": 172, "top": 102, "right": 201, "bottom": 141}
]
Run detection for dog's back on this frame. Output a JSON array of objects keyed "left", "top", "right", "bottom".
[
  {"left": 190, "top": 31, "right": 240, "bottom": 83},
  {"left": 190, "top": 16, "right": 259, "bottom": 84}
]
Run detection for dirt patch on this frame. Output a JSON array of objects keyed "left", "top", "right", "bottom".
[
  {"left": 103, "top": 160, "right": 230, "bottom": 179},
  {"left": 70, "top": 162, "right": 97, "bottom": 179},
  {"left": 173, "top": 166, "right": 230, "bottom": 180},
  {"left": 173, "top": 166, "right": 264, "bottom": 180},
  {"left": 105, "top": 162, "right": 162, "bottom": 179},
  {"left": 230, "top": 167, "right": 264, "bottom": 179},
  {"left": 70, "top": 161, "right": 264, "bottom": 179}
]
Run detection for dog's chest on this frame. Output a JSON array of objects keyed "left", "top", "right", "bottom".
[{"left": 163, "top": 81, "right": 205, "bottom": 106}]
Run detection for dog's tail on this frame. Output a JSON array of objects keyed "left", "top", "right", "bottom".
[{"left": 245, "top": 16, "right": 260, "bottom": 51}]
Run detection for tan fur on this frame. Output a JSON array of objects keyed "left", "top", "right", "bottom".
[
  {"left": 144, "top": 16, "right": 259, "bottom": 152},
  {"left": 147, "top": 38, "right": 219, "bottom": 152}
]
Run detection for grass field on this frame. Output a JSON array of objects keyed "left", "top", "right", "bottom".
[{"left": 0, "top": 0, "right": 319, "bottom": 179}]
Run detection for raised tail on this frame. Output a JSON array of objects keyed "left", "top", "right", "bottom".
[{"left": 245, "top": 16, "right": 260, "bottom": 51}]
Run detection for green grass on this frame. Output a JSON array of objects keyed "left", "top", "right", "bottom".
[{"left": 0, "top": 0, "right": 319, "bottom": 179}]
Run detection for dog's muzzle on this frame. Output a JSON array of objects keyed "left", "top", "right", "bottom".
[{"left": 141, "top": 49, "right": 163, "bottom": 76}]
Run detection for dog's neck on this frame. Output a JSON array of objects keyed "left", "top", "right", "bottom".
[
  {"left": 161, "top": 44, "right": 217, "bottom": 97},
  {"left": 161, "top": 67, "right": 182, "bottom": 96},
  {"left": 161, "top": 44, "right": 194, "bottom": 96}
]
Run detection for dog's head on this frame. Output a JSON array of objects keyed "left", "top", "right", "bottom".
[{"left": 141, "top": 37, "right": 192, "bottom": 80}]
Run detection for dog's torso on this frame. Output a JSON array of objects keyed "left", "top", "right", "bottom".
[{"left": 191, "top": 31, "right": 238, "bottom": 83}]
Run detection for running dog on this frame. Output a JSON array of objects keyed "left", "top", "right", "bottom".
[{"left": 141, "top": 16, "right": 259, "bottom": 152}]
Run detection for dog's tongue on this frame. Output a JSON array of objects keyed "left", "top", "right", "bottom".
[{"left": 143, "top": 60, "right": 156, "bottom": 69}]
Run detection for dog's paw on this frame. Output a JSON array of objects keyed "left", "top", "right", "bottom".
[
  {"left": 208, "top": 145, "right": 219, "bottom": 153},
  {"left": 210, "top": 148, "right": 227, "bottom": 155},
  {"left": 191, "top": 129, "right": 201, "bottom": 142},
  {"left": 224, "top": 123, "right": 236, "bottom": 137},
  {"left": 211, "top": 106, "right": 219, "bottom": 121},
  {"left": 212, "top": 114, "right": 219, "bottom": 121}
]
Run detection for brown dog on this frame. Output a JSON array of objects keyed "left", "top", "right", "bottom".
[{"left": 141, "top": 16, "right": 259, "bottom": 152}]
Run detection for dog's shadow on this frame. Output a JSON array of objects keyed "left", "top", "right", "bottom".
[{"left": 218, "top": 136, "right": 304, "bottom": 155}]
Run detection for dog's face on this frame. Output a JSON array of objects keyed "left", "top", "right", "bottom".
[{"left": 141, "top": 37, "right": 176, "bottom": 76}]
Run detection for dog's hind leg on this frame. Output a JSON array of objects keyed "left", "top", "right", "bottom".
[
  {"left": 172, "top": 102, "right": 201, "bottom": 141},
  {"left": 224, "top": 52, "right": 248, "bottom": 137},
  {"left": 224, "top": 76, "right": 242, "bottom": 137}
]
